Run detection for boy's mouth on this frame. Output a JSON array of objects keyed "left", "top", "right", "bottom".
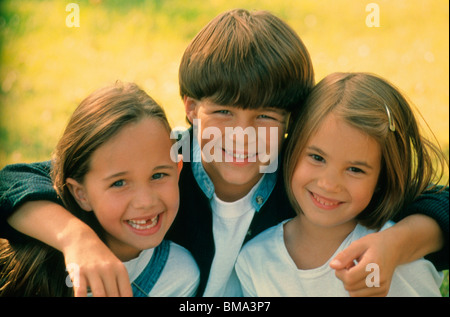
[{"left": 223, "top": 148, "right": 257, "bottom": 160}]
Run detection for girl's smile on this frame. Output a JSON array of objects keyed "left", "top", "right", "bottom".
[
  {"left": 125, "top": 213, "right": 162, "bottom": 235},
  {"left": 309, "top": 191, "right": 343, "bottom": 210},
  {"left": 292, "top": 112, "right": 381, "bottom": 230},
  {"left": 67, "top": 117, "right": 182, "bottom": 261}
]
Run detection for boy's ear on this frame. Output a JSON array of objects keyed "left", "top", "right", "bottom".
[
  {"left": 183, "top": 96, "right": 198, "bottom": 123},
  {"left": 66, "top": 178, "right": 93, "bottom": 212}
]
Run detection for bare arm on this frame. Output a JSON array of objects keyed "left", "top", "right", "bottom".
[
  {"left": 330, "top": 214, "right": 443, "bottom": 296},
  {"left": 8, "top": 201, "right": 132, "bottom": 297}
]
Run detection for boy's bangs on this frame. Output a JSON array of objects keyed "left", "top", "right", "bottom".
[
  {"left": 206, "top": 61, "right": 306, "bottom": 111},
  {"left": 179, "top": 9, "right": 314, "bottom": 113},
  {"left": 182, "top": 49, "right": 311, "bottom": 112}
]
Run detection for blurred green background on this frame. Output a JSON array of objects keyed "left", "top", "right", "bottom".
[{"left": 0, "top": 0, "right": 448, "bottom": 295}]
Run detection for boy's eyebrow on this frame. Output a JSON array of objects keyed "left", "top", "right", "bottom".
[{"left": 154, "top": 164, "right": 176, "bottom": 171}]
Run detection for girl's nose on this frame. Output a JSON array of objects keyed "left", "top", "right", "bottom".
[
  {"left": 132, "top": 186, "right": 157, "bottom": 210},
  {"left": 317, "top": 168, "right": 341, "bottom": 193}
]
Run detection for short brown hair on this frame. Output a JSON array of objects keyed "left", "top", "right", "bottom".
[
  {"left": 284, "top": 72, "right": 448, "bottom": 229},
  {"left": 179, "top": 9, "right": 314, "bottom": 117}
]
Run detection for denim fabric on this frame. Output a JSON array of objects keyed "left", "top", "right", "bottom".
[
  {"left": 131, "top": 240, "right": 170, "bottom": 297},
  {"left": 191, "top": 136, "right": 277, "bottom": 211}
]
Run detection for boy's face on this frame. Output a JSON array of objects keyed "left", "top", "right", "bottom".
[{"left": 185, "top": 97, "right": 288, "bottom": 200}]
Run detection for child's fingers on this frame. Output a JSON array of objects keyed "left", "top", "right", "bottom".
[
  {"left": 73, "top": 275, "right": 88, "bottom": 297},
  {"left": 100, "top": 264, "right": 132, "bottom": 297},
  {"left": 334, "top": 265, "right": 367, "bottom": 290},
  {"left": 334, "top": 260, "right": 390, "bottom": 297},
  {"left": 330, "top": 239, "right": 366, "bottom": 270},
  {"left": 117, "top": 267, "right": 133, "bottom": 297},
  {"left": 100, "top": 272, "right": 121, "bottom": 297},
  {"left": 86, "top": 273, "right": 107, "bottom": 297}
]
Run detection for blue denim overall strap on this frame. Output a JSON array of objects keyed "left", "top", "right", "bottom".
[{"left": 131, "top": 240, "right": 171, "bottom": 297}]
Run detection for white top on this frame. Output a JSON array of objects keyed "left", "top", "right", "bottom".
[
  {"left": 235, "top": 220, "right": 443, "bottom": 297},
  {"left": 123, "top": 241, "right": 200, "bottom": 297},
  {"left": 202, "top": 177, "right": 264, "bottom": 297}
]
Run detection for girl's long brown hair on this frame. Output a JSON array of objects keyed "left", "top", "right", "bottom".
[{"left": 1, "top": 82, "right": 171, "bottom": 296}]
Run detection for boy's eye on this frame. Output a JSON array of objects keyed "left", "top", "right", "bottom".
[
  {"left": 215, "top": 110, "right": 231, "bottom": 115},
  {"left": 111, "top": 180, "right": 126, "bottom": 188},
  {"left": 152, "top": 173, "right": 167, "bottom": 180},
  {"left": 258, "top": 114, "right": 275, "bottom": 120}
]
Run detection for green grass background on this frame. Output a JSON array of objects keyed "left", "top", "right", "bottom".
[{"left": 0, "top": 0, "right": 448, "bottom": 296}]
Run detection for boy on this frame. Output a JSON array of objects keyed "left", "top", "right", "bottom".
[{"left": 0, "top": 9, "right": 448, "bottom": 297}]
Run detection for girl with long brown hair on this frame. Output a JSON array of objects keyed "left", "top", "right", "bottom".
[{"left": 1, "top": 82, "right": 199, "bottom": 296}]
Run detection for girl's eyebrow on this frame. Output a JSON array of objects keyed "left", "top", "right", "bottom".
[
  {"left": 307, "top": 145, "right": 326, "bottom": 156},
  {"left": 307, "top": 145, "right": 374, "bottom": 170},
  {"left": 103, "top": 165, "right": 176, "bottom": 180},
  {"left": 347, "top": 160, "right": 374, "bottom": 170},
  {"left": 103, "top": 171, "right": 128, "bottom": 181}
]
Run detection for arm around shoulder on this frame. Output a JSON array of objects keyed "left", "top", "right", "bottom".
[
  {"left": 393, "top": 186, "right": 449, "bottom": 270},
  {"left": 0, "top": 160, "right": 62, "bottom": 238}
]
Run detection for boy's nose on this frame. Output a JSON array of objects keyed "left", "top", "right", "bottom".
[{"left": 225, "top": 125, "right": 257, "bottom": 148}]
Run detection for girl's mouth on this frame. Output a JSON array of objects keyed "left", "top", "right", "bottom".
[
  {"left": 127, "top": 215, "right": 159, "bottom": 230},
  {"left": 310, "top": 191, "right": 342, "bottom": 209},
  {"left": 125, "top": 214, "right": 162, "bottom": 236}
]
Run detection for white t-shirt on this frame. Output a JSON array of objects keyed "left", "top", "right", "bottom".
[
  {"left": 202, "top": 177, "right": 264, "bottom": 297},
  {"left": 123, "top": 241, "right": 200, "bottom": 297},
  {"left": 235, "top": 220, "right": 443, "bottom": 297}
]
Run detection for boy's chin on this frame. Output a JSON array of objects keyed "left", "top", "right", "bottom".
[{"left": 219, "top": 165, "right": 264, "bottom": 186}]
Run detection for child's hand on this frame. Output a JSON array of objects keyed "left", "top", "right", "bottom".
[
  {"left": 329, "top": 232, "right": 397, "bottom": 297},
  {"left": 63, "top": 230, "right": 132, "bottom": 297}
]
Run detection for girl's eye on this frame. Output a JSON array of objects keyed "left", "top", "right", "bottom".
[
  {"left": 309, "top": 154, "right": 325, "bottom": 163},
  {"left": 111, "top": 180, "right": 125, "bottom": 188},
  {"left": 348, "top": 167, "right": 365, "bottom": 174}
]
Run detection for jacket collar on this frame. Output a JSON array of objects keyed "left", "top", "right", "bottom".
[{"left": 191, "top": 134, "right": 277, "bottom": 212}]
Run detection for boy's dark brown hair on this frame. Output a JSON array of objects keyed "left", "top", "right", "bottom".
[{"left": 179, "top": 9, "right": 315, "bottom": 121}]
